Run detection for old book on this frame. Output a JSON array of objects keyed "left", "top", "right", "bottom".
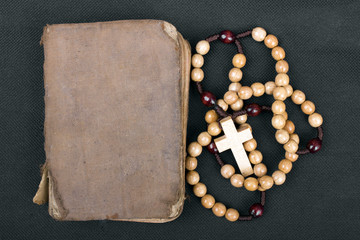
[{"left": 33, "top": 20, "right": 191, "bottom": 222}]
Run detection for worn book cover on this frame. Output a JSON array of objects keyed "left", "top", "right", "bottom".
[{"left": 33, "top": 19, "right": 191, "bottom": 222}]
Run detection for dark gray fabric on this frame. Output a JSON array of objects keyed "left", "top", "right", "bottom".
[{"left": 0, "top": 0, "right": 359, "bottom": 239}]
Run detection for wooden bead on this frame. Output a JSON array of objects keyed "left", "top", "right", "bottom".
[
  {"left": 244, "top": 177, "right": 258, "bottom": 191},
  {"left": 193, "top": 182, "right": 207, "bottom": 197},
  {"left": 207, "top": 122, "right": 222, "bottom": 136},
  {"left": 191, "top": 68, "right": 204, "bottom": 82},
  {"left": 283, "top": 139, "right": 298, "bottom": 153},
  {"left": 290, "top": 133, "right": 300, "bottom": 144},
  {"left": 217, "top": 99, "right": 228, "bottom": 111},
  {"left": 284, "top": 84, "right": 293, "bottom": 97},
  {"left": 224, "top": 91, "right": 238, "bottom": 105},
  {"left": 230, "top": 174, "right": 244, "bottom": 188},
  {"left": 308, "top": 113, "right": 323, "bottom": 127},
  {"left": 259, "top": 175, "right": 274, "bottom": 190},
  {"left": 285, "top": 152, "right": 299, "bottom": 162},
  {"left": 212, "top": 202, "right": 226, "bottom": 217},
  {"left": 220, "top": 164, "right": 235, "bottom": 179},
  {"left": 220, "top": 30, "right": 236, "bottom": 44},
  {"left": 301, "top": 100, "right": 316, "bottom": 115},
  {"left": 272, "top": 100, "right": 286, "bottom": 114},
  {"left": 205, "top": 110, "right": 218, "bottom": 124},
  {"left": 251, "top": 82, "right": 265, "bottom": 97},
  {"left": 240, "top": 123, "right": 252, "bottom": 132},
  {"left": 230, "top": 99, "right": 244, "bottom": 111},
  {"left": 185, "top": 156, "right": 197, "bottom": 170},
  {"left": 238, "top": 86, "right": 253, "bottom": 100},
  {"left": 271, "top": 46, "right": 286, "bottom": 61},
  {"left": 275, "top": 129, "right": 290, "bottom": 144},
  {"left": 273, "top": 87, "right": 287, "bottom": 101},
  {"left": 244, "top": 138, "right": 257, "bottom": 152},
  {"left": 278, "top": 159, "right": 293, "bottom": 174},
  {"left": 272, "top": 114, "right": 286, "bottom": 129},
  {"left": 234, "top": 114, "right": 247, "bottom": 124},
  {"left": 264, "top": 34, "right": 278, "bottom": 48},
  {"left": 280, "top": 111, "right": 288, "bottom": 120},
  {"left": 272, "top": 170, "right": 286, "bottom": 185},
  {"left": 196, "top": 40, "right": 210, "bottom": 55},
  {"left": 225, "top": 208, "right": 239, "bottom": 222},
  {"left": 283, "top": 120, "right": 295, "bottom": 134},
  {"left": 291, "top": 90, "right": 306, "bottom": 105},
  {"left": 245, "top": 103, "right": 262, "bottom": 117},
  {"left": 191, "top": 54, "right": 204, "bottom": 68},
  {"left": 229, "top": 82, "right": 241, "bottom": 92},
  {"left": 201, "top": 194, "right": 215, "bottom": 209},
  {"left": 275, "top": 60, "right": 289, "bottom": 73},
  {"left": 252, "top": 27, "right": 267, "bottom": 42},
  {"left": 186, "top": 170, "right": 200, "bottom": 185},
  {"left": 275, "top": 73, "right": 289, "bottom": 86},
  {"left": 232, "top": 53, "right": 246, "bottom": 68},
  {"left": 249, "top": 150, "right": 263, "bottom": 164},
  {"left": 187, "top": 142, "right": 202, "bottom": 157},
  {"left": 265, "top": 81, "right": 276, "bottom": 95},
  {"left": 197, "top": 132, "right": 212, "bottom": 146},
  {"left": 228, "top": 68, "right": 243, "bottom": 82},
  {"left": 254, "top": 163, "right": 267, "bottom": 177}
]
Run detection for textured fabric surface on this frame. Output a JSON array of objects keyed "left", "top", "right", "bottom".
[{"left": 0, "top": 0, "right": 359, "bottom": 239}]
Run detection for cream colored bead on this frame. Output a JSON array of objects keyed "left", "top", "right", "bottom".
[
  {"left": 186, "top": 170, "right": 200, "bottom": 185},
  {"left": 205, "top": 110, "right": 218, "bottom": 124},
  {"left": 275, "top": 73, "right": 289, "bottom": 86},
  {"left": 238, "top": 86, "right": 253, "bottom": 100},
  {"left": 228, "top": 68, "right": 243, "bottom": 82},
  {"left": 280, "top": 111, "right": 288, "bottom": 120},
  {"left": 201, "top": 194, "right": 215, "bottom": 209},
  {"left": 301, "top": 100, "right": 316, "bottom": 115},
  {"left": 234, "top": 114, "right": 247, "bottom": 124},
  {"left": 283, "top": 139, "right": 298, "bottom": 153},
  {"left": 249, "top": 150, "right": 263, "bottom": 164},
  {"left": 187, "top": 142, "right": 202, "bottom": 157},
  {"left": 191, "top": 68, "right": 204, "bottom": 82},
  {"left": 244, "top": 138, "right": 257, "bottom": 152},
  {"left": 197, "top": 132, "right": 212, "bottom": 146},
  {"left": 252, "top": 27, "right": 267, "bottom": 42},
  {"left": 283, "top": 120, "right": 295, "bottom": 134},
  {"left": 254, "top": 163, "right": 267, "bottom": 177},
  {"left": 264, "top": 34, "right": 278, "bottom": 48},
  {"left": 212, "top": 202, "right": 226, "bottom": 217},
  {"left": 284, "top": 84, "right": 293, "bottom": 97},
  {"left": 185, "top": 156, "right": 197, "bottom": 170},
  {"left": 271, "top": 46, "right": 286, "bottom": 60},
  {"left": 196, "top": 40, "right": 210, "bottom": 55},
  {"left": 225, "top": 208, "right": 239, "bottom": 222},
  {"left": 265, "top": 81, "right": 276, "bottom": 95},
  {"left": 229, "top": 82, "right": 241, "bottom": 92},
  {"left": 191, "top": 54, "right": 204, "bottom": 68},
  {"left": 244, "top": 177, "right": 258, "bottom": 191},
  {"left": 275, "top": 129, "right": 290, "bottom": 144},
  {"left": 290, "top": 133, "right": 300, "bottom": 144},
  {"left": 220, "top": 164, "right": 235, "bottom": 179},
  {"left": 308, "top": 113, "right": 323, "bottom": 127},
  {"left": 291, "top": 90, "right": 306, "bottom": 105},
  {"left": 259, "top": 175, "right": 274, "bottom": 190},
  {"left": 273, "top": 87, "right": 287, "bottom": 101},
  {"left": 232, "top": 53, "right": 246, "bottom": 68},
  {"left": 207, "top": 122, "right": 222, "bottom": 136},
  {"left": 217, "top": 99, "right": 228, "bottom": 111},
  {"left": 193, "top": 182, "right": 207, "bottom": 197},
  {"left": 278, "top": 159, "right": 293, "bottom": 174},
  {"left": 230, "top": 99, "right": 244, "bottom": 111},
  {"left": 272, "top": 100, "right": 286, "bottom": 114},
  {"left": 224, "top": 91, "right": 238, "bottom": 105},
  {"left": 272, "top": 170, "right": 286, "bottom": 185},
  {"left": 230, "top": 174, "right": 244, "bottom": 188},
  {"left": 285, "top": 152, "right": 299, "bottom": 162},
  {"left": 272, "top": 114, "right": 286, "bottom": 129},
  {"left": 275, "top": 60, "right": 289, "bottom": 73},
  {"left": 251, "top": 82, "right": 265, "bottom": 97}
]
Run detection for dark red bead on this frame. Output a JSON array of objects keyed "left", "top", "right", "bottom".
[
  {"left": 219, "top": 30, "right": 235, "bottom": 44},
  {"left": 201, "top": 91, "right": 216, "bottom": 107},
  {"left": 249, "top": 203, "right": 264, "bottom": 218},
  {"left": 306, "top": 138, "right": 322, "bottom": 153},
  {"left": 207, "top": 141, "right": 218, "bottom": 154},
  {"left": 245, "top": 103, "right": 262, "bottom": 117}
]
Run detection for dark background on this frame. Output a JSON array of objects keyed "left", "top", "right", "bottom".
[{"left": 1, "top": 0, "right": 359, "bottom": 239}]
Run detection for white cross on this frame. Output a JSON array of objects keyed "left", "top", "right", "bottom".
[{"left": 214, "top": 116, "right": 254, "bottom": 177}]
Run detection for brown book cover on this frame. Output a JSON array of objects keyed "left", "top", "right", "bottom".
[{"left": 33, "top": 19, "right": 191, "bottom": 222}]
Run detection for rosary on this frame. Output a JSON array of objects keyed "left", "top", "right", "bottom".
[{"left": 186, "top": 27, "right": 324, "bottom": 221}]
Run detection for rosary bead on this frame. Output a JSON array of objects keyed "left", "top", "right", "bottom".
[
  {"left": 240, "top": 123, "right": 252, "bottom": 132},
  {"left": 232, "top": 53, "right": 246, "bottom": 68},
  {"left": 201, "top": 194, "right": 215, "bottom": 209},
  {"left": 188, "top": 142, "right": 202, "bottom": 157},
  {"left": 201, "top": 91, "right": 216, "bottom": 106},
  {"left": 278, "top": 159, "right": 293, "bottom": 174},
  {"left": 193, "top": 182, "right": 207, "bottom": 197},
  {"left": 235, "top": 114, "right": 247, "bottom": 124},
  {"left": 229, "top": 68, "right": 243, "bottom": 82},
  {"left": 196, "top": 40, "right": 210, "bottom": 55},
  {"left": 284, "top": 84, "right": 293, "bottom": 97},
  {"left": 259, "top": 175, "right": 274, "bottom": 190},
  {"left": 185, "top": 156, "right": 198, "bottom": 170},
  {"left": 207, "top": 141, "right": 219, "bottom": 154},
  {"left": 230, "top": 99, "right": 244, "bottom": 111},
  {"left": 207, "top": 122, "right": 222, "bottom": 136},
  {"left": 301, "top": 100, "right": 316, "bottom": 115},
  {"left": 272, "top": 170, "right": 286, "bottom": 185},
  {"left": 245, "top": 103, "right": 262, "bottom": 117},
  {"left": 238, "top": 86, "right": 253, "bottom": 100},
  {"left": 275, "top": 129, "right": 290, "bottom": 144},
  {"left": 224, "top": 91, "right": 239, "bottom": 105},
  {"left": 271, "top": 46, "right": 286, "bottom": 60},
  {"left": 230, "top": 174, "right": 245, "bottom": 188},
  {"left": 291, "top": 90, "right": 306, "bottom": 105},
  {"left": 220, "top": 30, "right": 236, "bottom": 44},
  {"left": 191, "top": 54, "right": 204, "bottom": 68},
  {"left": 254, "top": 163, "right": 267, "bottom": 177},
  {"left": 272, "top": 100, "right": 286, "bottom": 114},
  {"left": 280, "top": 111, "right": 288, "bottom": 120},
  {"left": 285, "top": 152, "right": 299, "bottom": 162},
  {"left": 225, "top": 208, "right": 240, "bottom": 222},
  {"left": 249, "top": 150, "right": 263, "bottom": 164},
  {"left": 252, "top": 27, "right": 267, "bottom": 42},
  {"left": 275, "top": 60, "right": 289, "bottom": 73},
  {"left": 290, "top": 133, "right": 300, "bottom": 144},
  {"left": 251, "top": 82, "right": 265, "bottom": 97},
  {"left": 244, "top": 177, "right": 259, "bottom": 191},
  {"left": 217, "top": 99, "right": 229, "bottom": 111},
  {"left": 212, "top": 202, "right": 227, "bottom": 217},
  {"left": 283, "top": 120, "right": 295, "bottom": 134},
  {"left": 308, "top": 113, "right": 323, "bottom": 128},
  {"left": 244, "top": 138, "right": 257, "bottom": 152},
  {"left": 272, "top": 114, "right": 286, "bottom": 129},
  {"left": 265, "top": 81, "right": 276, "bottom": 95},
  {"left": 229, "top": 82, "right": 241, "bottom": 92},
  {"left": 220, "top": 164, "right": 236, "bottom": 179},
  {"left": 191, "top": 68, "right": 204, "bottom": 82},
  {"left": 197, "top": 132, "right": 212, "bottom": 146},
  {"left": 186, "top": 170, "right": 200, "bottom": 185},
  {"left": 205, "top": 110, "right": 218, "bottom": 124},
  {"left": 264, "top": 34, "right": 278, "bottom": 48},
  {"left": 283, "top": 139, "right": 298, "bottom": 153},
  {"left": 249, "top": 203, "right": 264, "bottom": 218},
  {"left": 273, "top": 87, "right": 287, "bottom": 101},
  {"left": 275, "top": 73, "right": 290, "bottom": 86},
  {"left": 307, "top": 138, "right": 322, "bottom": 153}
]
